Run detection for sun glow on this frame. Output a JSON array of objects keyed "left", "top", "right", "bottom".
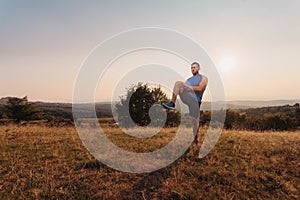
[{"left": 218, "top": 55, "right": 236, "bottom": 71}]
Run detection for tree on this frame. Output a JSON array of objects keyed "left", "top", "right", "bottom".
[
  {"left": 296, "top": 107, "right": 300, "bottom": 126},
  {"left": 0, "top": 107, "right": 3, "bottom": 119},
  {"left": 115, "top": 83, "right": 180, "bottom": 128},
  {"left": 4, "top": 96, "right": 43, "bottom": 123},
  {"left": 199, "top": 111, "right": 211, "bottom": 127},
  {"left": 224, "top": 109, "right": 241, "bottom": 129}
]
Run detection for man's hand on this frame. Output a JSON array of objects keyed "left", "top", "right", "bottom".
[
  {"left": 186, "top": 76, "right": 208, "bottom": 92},
  {"left": 183, "top": 82, "right": 192, "bottom": 90}
]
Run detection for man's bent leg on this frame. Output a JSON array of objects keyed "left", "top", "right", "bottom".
[
  {"left": 163, "top": 81, "right": 185, "bottom": 109},
  {"left": 171, "top": 81, "right": 185, "bottom": 103}
]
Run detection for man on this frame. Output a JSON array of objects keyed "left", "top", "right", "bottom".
[{"left": 162, "top": 62, "right": 208, "bottom": 145}]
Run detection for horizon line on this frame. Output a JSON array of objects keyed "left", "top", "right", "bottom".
[{"left": 1, "top": 96, "right": 299, "bottom": 104}]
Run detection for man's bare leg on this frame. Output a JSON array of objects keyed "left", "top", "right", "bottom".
[
  {"left": 191, "top": 116, "right": 199, "bottom": 145},
  {"left": 163, "top": 81, "right": 185, "bottom": 109},
  {"left": 166, "top": 81, "right": 200, "bottom": 145},
  {"left": 171, "top": 81, "right": 185, "bottom": 103}
]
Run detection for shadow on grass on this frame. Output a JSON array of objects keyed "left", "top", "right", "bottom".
[{"left": 118, "top": 146, "right": 201, "bottom": 199}]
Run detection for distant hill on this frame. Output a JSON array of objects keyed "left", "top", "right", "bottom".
[
  {"left": 0, "top": 97, "right": 113, "bottom": 120},
  {"left": 0, "top": 97, "right": 299, "bottom": 119},
  {"left": 227, "top": 100, "right": 300, "bottom": 108},
  {"left": 198, "top": 99, "right": 300, "bottom": 111}
]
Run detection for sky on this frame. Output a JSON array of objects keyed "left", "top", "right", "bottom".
[{"left": 0, "top": 0, "right": 300, "bottom": 103}]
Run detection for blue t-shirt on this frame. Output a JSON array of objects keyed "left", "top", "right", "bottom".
[{"left": 186, "top": 74, "right": 203, "bottom": 102}]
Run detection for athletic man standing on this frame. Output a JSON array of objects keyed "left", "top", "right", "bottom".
[{"left": 162, "top": 62, "right": 208, "bottom": 145}]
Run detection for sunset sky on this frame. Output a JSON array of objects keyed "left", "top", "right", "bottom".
[{"left": 1, "top": 0, "right": 300, "bottom": 102}]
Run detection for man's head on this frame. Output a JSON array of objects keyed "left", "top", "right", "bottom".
[{"left": 191, "top": 62, "right": 200, "bottom": 75}]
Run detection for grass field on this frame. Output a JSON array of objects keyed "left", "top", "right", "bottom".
[{"left": 0, "top": 123, "right": 299, "bottom": 199}]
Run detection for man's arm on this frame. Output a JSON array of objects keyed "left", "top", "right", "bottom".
[{"left": 184, "top": 76, "right": 208, "bottom": 92}]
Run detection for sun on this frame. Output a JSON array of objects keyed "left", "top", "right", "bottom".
[{"left": 218, "top": 55, "right": 236, "bottom": 71}]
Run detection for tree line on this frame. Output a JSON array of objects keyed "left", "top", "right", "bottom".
[
  {"left": 1, "top": 87, "right": 299, "bottom": 131},
  {"left": 0, "top": 96, "right": 73, "bottom": 126},
  {"left": 115, "top": 83, "right": 300, "bottom": 131},
  {"left": 200, "top": 105, "right": 300, "bottom": 131}
]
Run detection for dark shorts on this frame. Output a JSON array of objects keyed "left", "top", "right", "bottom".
[{"left": 179, "top": 89, "right": 201, "bottom": 118}]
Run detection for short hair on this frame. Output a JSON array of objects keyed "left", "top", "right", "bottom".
[{"left": 191, "top": 62, "right": 200, "bottom": 68}]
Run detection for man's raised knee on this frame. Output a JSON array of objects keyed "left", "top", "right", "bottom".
[{"left": 175, "top": 81, "right": 184, "bottom": 87}]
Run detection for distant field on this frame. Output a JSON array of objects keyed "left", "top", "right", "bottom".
[{"left": 0, "top": 124, "right": 299, "bottom": 199}]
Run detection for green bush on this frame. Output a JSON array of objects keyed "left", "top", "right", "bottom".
[
  {"left": 4, "top": 96, "right": 43, "bottom": 123},
  {"left": 115, "top": 83, "right": 180, "bottom": 128}
]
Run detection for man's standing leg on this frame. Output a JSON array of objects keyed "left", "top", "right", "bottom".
[
  {"left": 191, "top": 116, "right": 199, "bottom": 145},
  {"left": 180, "top": 92, "right": 201, "bottom": 146}
]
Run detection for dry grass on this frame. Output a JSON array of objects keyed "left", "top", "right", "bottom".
[{"left": 0, "top": 124, "right": 299, "bottom": 199}]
